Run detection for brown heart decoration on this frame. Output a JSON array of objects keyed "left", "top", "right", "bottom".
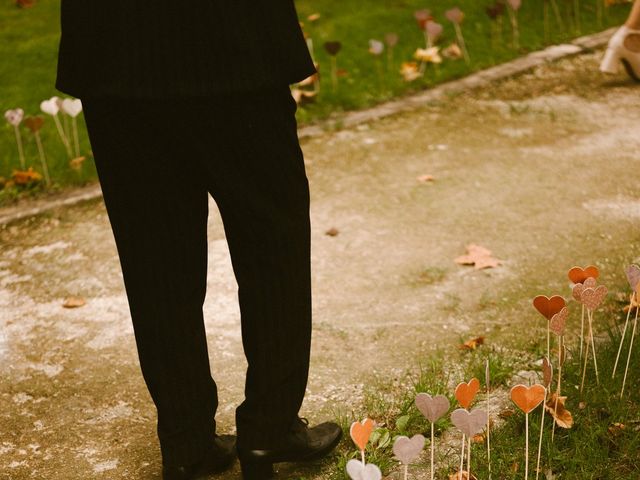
[
  {"left": 533, "top": 295, "right": 566, "bottom": 320},
  {"left": 24, "top": 115, "right": 44, "bottom": 133},
  {"left": 568, "top": 265, "right": 599, "bottom": 285},
  {"left": 580, "top": 285, "right": 608, "bottom": 311},
  {"left": 510, "top": 384, "right": 546, "bottom": 414},
  {"left": 455, "top": 378, "right": 480, "bottom": 409},
  {"left": 549, "top": 307, "right": 568, "bottom": 336},
  {"left": 324, "top": 41, "right": 342, "bottom": 56}
]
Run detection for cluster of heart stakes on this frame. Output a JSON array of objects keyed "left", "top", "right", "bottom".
[{"left": 344, "top": 265, "right": 640, "bottom": 480}]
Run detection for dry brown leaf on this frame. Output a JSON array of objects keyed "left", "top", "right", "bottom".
[
  {"left": 417, "top": 174, "right": 435, "bottom": 183},
  {"left": 544, "top": 393, "right": 573, "bottom": 429},
  {"left": 63, "top": 296, "right": 86, "bottom": 308},
  {"left": 608, "top": 422, "right": 625, "bottom": 436},
  {"left": 578, "top": 401, "right": 587, "bottom": 410},
  {"left": 442, "top": 43, "right": 463, "bottom": 59},
  {"left": 499, "top": 408, "right": 515, "bottom": 419},
  {"left": 325, "top": 227, "right": 339, "bottom": 237},
  {"left": 69, "top": 156, "right": 87, "bottom": 170},
  {"left": 472, "top": 433, "right": 485, "bottom": 443},
  {"left": 448, "top": 472, "right": 477, "bottom": 480},
  {"left": 459, "top": 336, "right": 485, "bottom": 350},
  {"left": 455, "top": 244, "right": 501, "bottom": 270},
  {"left": 12, "top": 167, "right": 42, "bottom": 185},
  {"left": 400, "top": 61, "right": 421, "bottom": 82},
  {"left": 307, "top": 12, "right": 321, "bottom": 22}
]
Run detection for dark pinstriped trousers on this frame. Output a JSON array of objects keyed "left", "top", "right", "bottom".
[{"left": 81, "top": 86, "right": 312, "bottom": 467}]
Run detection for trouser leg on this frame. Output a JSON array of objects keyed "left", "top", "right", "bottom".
[
  {"left": 81, "top": 97, "right": 217, "bottom": 466},
  {"left": 184, "top": 86, "right": 312, "bottom": 449}
]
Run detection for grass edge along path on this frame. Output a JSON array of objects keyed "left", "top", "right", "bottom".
[{"left": 0, "top": 27, "right": 618, "bottom": 224}]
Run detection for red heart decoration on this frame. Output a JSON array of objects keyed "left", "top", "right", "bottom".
[
  {"left": 533, "top": 295, "right": 566, "bottom": 320},
  {"left": 568, "top": 265, "right": 599, "bottom": 285}
]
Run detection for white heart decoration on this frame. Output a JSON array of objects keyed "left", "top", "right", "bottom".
[
  {"left": 4, "top": 108, "right": 24, "bottom": 126},
  {"left": 393, "top": 434, "right": 425, "bottom": 465},
  {"left": 415, "top": 393, "right": 450, "bottom": 423},
  {"left": 450, "top": 408, "right": 488, "bottom": 437},
  {"left": 61, "top": 98, "right": 83, "bottom": 117},
  {"left": 346, "top": 459, "right": 382, "bottom": 480},
  {"left": 40, "top": 97, "right": 60, "bottom": 116}
]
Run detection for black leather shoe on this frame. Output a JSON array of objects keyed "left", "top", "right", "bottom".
[
  {"left": 238, "top": 417, "right": 343, "bottom": 480},
  {"left": 162, "top": 434, "right": 237, "bottom": 480}
]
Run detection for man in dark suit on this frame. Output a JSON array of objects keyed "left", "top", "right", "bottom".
[{"left": 55, "top": 2, "right": 342, "bottom": 479}]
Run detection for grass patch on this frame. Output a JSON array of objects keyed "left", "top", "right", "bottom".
[{"left": 0, "top": 0, "right": 633, "bottom": 203}]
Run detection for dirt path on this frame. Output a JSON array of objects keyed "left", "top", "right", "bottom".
[{"left": 1, "top": 50, "right": 639, "bottom": 479}]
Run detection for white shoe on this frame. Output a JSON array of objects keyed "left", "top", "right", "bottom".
[{"left": 600, "top": 25, "right": 640, "bottom": 81}]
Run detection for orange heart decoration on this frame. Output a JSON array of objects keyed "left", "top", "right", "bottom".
[
  {"left": 510, "top": 384, "right": 546, "bottom": 414},
  {"left": 455, "top": 378, "right": 480, "bottom": 409},
  {"left": 568, "top": 265, "right": 599, "bottom": 285},
  {"left": 533, "top": 295, "right": 566, "bottom": 320},
  {"left": 350, "top": 418, "right": 375, "bottom": 451}
]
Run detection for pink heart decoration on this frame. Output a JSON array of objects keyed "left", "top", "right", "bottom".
[
  {"left": 61, "top": 98, "right": 83, "bottom": 117},
  {"left": 425, "top": 21, "right": 443, "bottom": 43},
  {"left": 346, "top": 459, "right": 382, "bottom": 480},
  {"left": 450, "top": 408, "right": 488, "bottom": 437},
  {"left": 445, "top": 7, "right": 464, "bottom": 24},
  {"left": 573, "top": 277, "right": 597, "bottom": 302},
  {"left": 415, "top": 393, "right": 450, "bottom": 423},
  {"left": 392, "top": 434, "right": 425, "bottom": 465},
  {"left": 626, "top": 265, "right": 640, "bottom": 291},
  {"left": 368, "top": 39, "right": 384, "bottom": 55},
  {"left": 4, "top": 108, "right": 24, "bottom": 126},
  {"left": 549, "top": 307, "right": 568, "bottom": 336},
  {"left": 581, "top": 285, "right": 607, "bottom": 311},
  {"left": 40, "top": 97, "right": 60, "bottom": 116}
]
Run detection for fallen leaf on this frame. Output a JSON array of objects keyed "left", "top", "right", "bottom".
[
  {"left": 69, "top": 156, "right": 87, "bottom": 170},
  {"left": 448, "top": 472, "right": 476, "bottom": 480},
  {"left": 544, "top": 393, "right": 573, "bottom": 428},
  {"left": 307, "top": 13, "right": 321, "bottom": 22},
  {"left": 63, "top": 296, "right": 86, "bottom": 308},
  {"left": 459, "top": 336, "right": 485, "bottom": 350},
  {"left": 417, "top": 174, "right": 435, "bottom": 183},
  {"left": 608, "top": 422, "right": 625, "bottom": 436},
  {"left": 472, "top": 433, "right": 485, "bottom": 443},
  {"left": 414, "top": 47, "right": 442, "bottom": 64},
  {"left": 12, "top": 168, "right": 42, "bottom": 185},
  {"left": 455, "top": 244, "right": 501, "bottom": 270},
  {"left": 325, "top": 227, "right": 339, "bottom": 237},
  {"left": 578, "top": 401, "right": 587, "bottom": 410},
  {"left": 443, "top": 43, "right": 463, "bottom": 59}
]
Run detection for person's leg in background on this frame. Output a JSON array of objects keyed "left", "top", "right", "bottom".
[
  {"left": 600, "top": 0, "right": 640, "bottom": 79},
  {"left": 81, "top": 97, "right": 233, "bottom": 478}
]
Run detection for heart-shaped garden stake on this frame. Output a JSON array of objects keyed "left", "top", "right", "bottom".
[
  {"left": 614, "top": 265, "right": 640, "bottom": 396},
  {"left": 451, "top": 408, "right": 488, "bottom": 480},
  {"left": 416, "top": 393, "right": 449, "bottom": 480},
  {"left": 24, "top": 116, "right": 51, "bottom": 186},
  {"left": 549, "top": 307, "right": 568, "bottom": 336},
  {"left": 350, "top": 418, "right": 374, "bottom": 463},
  {"left": 425, "top": 21, "right": 443, "bottom": 46},
  {"left": 511, "top": 384, "right": 546, "bottom": 480},
  {"left": 393, "top": 434, "right": 425, "bottom": 480},
  {"left": 573, "top": 277, "right": 596, "bottom": 363},
  {"left": 580, "top": 286, "right": 607, "bottom": 311},
  {"left": 538, "top": 359, "right": 553, "bottom": 478},
  {"left": 323, "top": 41, "right": 342, "bottom": 89},
  {"left": 625, "top": 265, "right": 640, "bottom": 291},
  {"left": 455, "top": 378, "right": 480, "bottom": 409},
  {"left": 415, "top": 393, "right": 449, "bottom": 423},
  {"left": 40, "top": 96, "right": 72, "bottom": 156},
  {"left": 568, "top": 265, "right": 599, "bottom": 285},
  {"left": 346, "top": 459, "right": 382, "bottom": 480},
  {"left": 451, "top": 408, "right": 487, "bottom": 438},
  {"left": 60, "top": 98, "right": 83, "bottom": 157},
  {"left": 4, "top": 108, "right": 26, "bottom": 169},
  {"left": 533, "top": 295, "right": 565, "bottom": 320}
]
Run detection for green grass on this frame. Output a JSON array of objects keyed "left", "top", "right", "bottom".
[
  {"left": 0, "top": 0, "right": 632, "bottom": 203},
  {"left": 316, "top": 294, "right": 640, "bottom": 479}
]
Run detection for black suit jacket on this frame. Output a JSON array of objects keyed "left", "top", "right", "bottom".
[{"left": 55, "top": 1, "right": 316, "bottom": 98}]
